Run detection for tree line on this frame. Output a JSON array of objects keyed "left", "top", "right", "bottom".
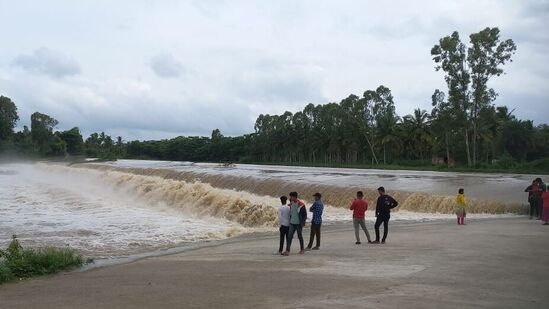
[{"left": 1, "top": 27, "right": 548, "bottom": 170}]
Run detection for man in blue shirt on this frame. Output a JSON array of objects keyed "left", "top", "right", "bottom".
[{"left": 306, "top": 192, "right": 324, "bottom": 250}]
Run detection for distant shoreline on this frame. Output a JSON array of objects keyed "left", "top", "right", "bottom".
[{"left": 2, "top": 157, "right": 548, "bottom": 176}]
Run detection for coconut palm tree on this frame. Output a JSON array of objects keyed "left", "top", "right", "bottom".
[{"left": 403, "top": 108, "right": 432, "bottom": 162}]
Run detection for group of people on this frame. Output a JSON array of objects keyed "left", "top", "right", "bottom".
[
  {"left": 275, "top": 179, "right": 548, "bottom": 255},
  {"left": 525, "top": 178, "right": 549, "bottom": 225},
  {"left": 276, "top": 187, "right": 399, "bottom": 256}
]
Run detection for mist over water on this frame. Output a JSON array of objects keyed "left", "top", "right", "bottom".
[
  {"left": 0, "top": 163, "right": 246, "bottom": 257},
  {"left": 1, "top": 160, "right": 531, "bottom": 258}
]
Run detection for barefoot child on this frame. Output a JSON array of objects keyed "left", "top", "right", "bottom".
[{"left": 456, "top": 188, "right": 466, "bottom": 225}]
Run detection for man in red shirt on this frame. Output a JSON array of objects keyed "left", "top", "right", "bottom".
[{"left": 350, "top": 191, "right": 372, "bottom": 244}]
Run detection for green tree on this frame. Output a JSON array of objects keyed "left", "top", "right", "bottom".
[
  {"left": 13, "top": 126, "right": 34, "bottom": 155},
  {"left": 432, "top": 27, "right": 516, "bottom": 167},
  {"left": 430, "top": 89, "right": 455, "bottom": 166},
  {"left": 84, "top": 133, "right": 101, "bottom": 157},
  {"left": 403, "top": 108, "right": 432, "bottom": 162},
  {"left": 501, "top": 120, "right": 534, "bottom": 162},
  {"left": 467, "top": 27, "right": 516, "bottom": 166},
  {"left": 531, "top": 124, "right": 549, "bottom": 161},
  {"left": 48, "top": 135, "right": 67, "bottom": 156},
  {"left": 0, "top": 96, "right": 19, "bottom": 150},
  {"left": 31, "top": 112, "right": 58, "bottom": 154},
  {"left": 431, "top": 31, "right": 472, "bottom": 166},
  {"left": 115, "top": 136, "right": 125, "bottom": 157},
  {"left": 58, "top": 127, "right": 84, "bottom": 155},
  {"left": 373, "top": 86, "right": 400, "bottom": 164}
]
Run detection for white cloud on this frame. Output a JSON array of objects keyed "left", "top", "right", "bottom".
[
  {"left": 11, "top": 48, "right": 81, "bottom": 78},
  {"left": 149, "top": 53, "right": 185, "bottom": 78}
]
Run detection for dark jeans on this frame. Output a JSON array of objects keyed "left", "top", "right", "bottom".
[
  {"left": 286, "top": 224, "right": 304, "bottom": 252},
  {"left": 536, "top": 198, "right": 543, "bottom": 219},
  {"left": 375, "top": 215, "right": 390, "bottom": 242},
  {"left": 279, "top": 225, "right": 289, "bottom": 252},
  {"left": 307, "top": 223, "right": 321, "bottom": 248},
  {"left": 530, "top": 198, "right": 542, "bottom": 219}
]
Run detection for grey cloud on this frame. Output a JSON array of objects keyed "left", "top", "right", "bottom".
[
  {"left": 234, "top": 75, "right": 324, "bottom": 103},
  {"left": 497, "top": 92, "right": 548, "bottom": 126},
  {"left": 229, "top": 57, "right": 325, "bottom": 103},
  {"left": 2, "top": 1, "right": 548, "bottom": 140},
  {"left": 3, "top": 75, "right": 252, "bottom": 140},
  {"left": 519, "top": 0, "right": 549, "bottom": 18},
  {"left": 149, "top": 53, "right": 185, "bottom": 78},
  {"left": 11, "top": 48, "right": 81, "bottom": 78}
]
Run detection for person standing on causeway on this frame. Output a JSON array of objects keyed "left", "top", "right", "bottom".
[
  {"left": 306, "top": 192, "right": 323, "bottom": 250},
  {"left": 283, "top": 192, "right": 307, "bottom": 256},
  {"left": 373, "top": 186, "right": 398, "bottom": 244}
]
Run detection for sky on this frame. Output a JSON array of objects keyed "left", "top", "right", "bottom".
[{"left": 0, "top": 0, "right": 547, "bottom": 141}]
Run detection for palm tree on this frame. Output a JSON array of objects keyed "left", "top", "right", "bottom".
[
  {"left": 377, "top": 113, "right": 402, "bottom": 164},
  {"left": 403, "top": 109, "right": 432, "bottom": 162}
]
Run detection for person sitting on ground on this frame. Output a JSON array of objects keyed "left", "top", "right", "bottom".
[
  {"left": 455, "top": 188, "right": 467, "bottom": 225},
  {"left": 277, "top": 195, "right": 290, "bottom": 254},
  {"left": 306, "top": 192, "right": 324, "bottom": 250},
  {"left": 373, "top": 186, "right": 398, "bottom": 244},
  {"left": 282, "top": 191, "right": 307, "bottom": 256},
  {"left": 542, "top": 186, "right": 549, "bottom": 225},
  {"left": 350, "top": 191, "right": 372, "bottom": 245}
]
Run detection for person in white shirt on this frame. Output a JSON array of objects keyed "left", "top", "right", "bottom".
[{"left": 277, "top": 195, "right": 290, "bottom": 254}]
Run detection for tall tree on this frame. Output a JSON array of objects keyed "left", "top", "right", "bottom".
[
  {"left": 361, "top": 89, "right": 380, "bottom": 164},
  {"left": 0, "top": 96, "right": 19, "bottom": 148},
  {"left": 467, "top": 27, "right": 516, "bottom": 166},
  {"left": 30, "top": 112, "right": 58, "bottom": 154},
  {"left": 373, "top": 86, "right": 399, "bottom": 164},
  {"left": 430, "top": 89, "right": 458, "bottom": 166},
  {"left": 403, "top": 108, "right": 432, "bottom": 161},
  {"left": 431, "top": 31, "right": 472, "bottom": 166},
  {"left": 432, "top": 28, "right": 516, "bottom": 167}
]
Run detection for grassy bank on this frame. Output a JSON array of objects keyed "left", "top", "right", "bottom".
[{"left": 0, "top": 236, "right": 91, "bottom": 284}]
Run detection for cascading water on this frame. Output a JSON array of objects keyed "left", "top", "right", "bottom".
[
  {"left": 1, "top": 160, "right": 530, "bottom": 258},
  {"left": 82, "top": 163, "right": 528, "bottom": 215}
]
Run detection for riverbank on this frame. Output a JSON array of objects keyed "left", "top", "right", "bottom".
[
  {"left": 1, "top": 217, "right": 547, "bottom": 308},
  {"left": 4, "top": 157, "right": 549, "bottom": 176},
  {"left": 241, "top": 159, "right": 549, "bottom": 175}
]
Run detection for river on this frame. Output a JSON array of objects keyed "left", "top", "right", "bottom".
[{"left": 0, "top": 160, "right": 539, "bottom": 258}]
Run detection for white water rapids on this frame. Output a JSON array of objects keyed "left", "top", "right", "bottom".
[{"left": 0, "top": 160, "right": 534, "bottom": 258}]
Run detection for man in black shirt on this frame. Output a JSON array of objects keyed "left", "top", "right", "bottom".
[{"left": 373, "top": 186, "right": 398, "bottom": 244}]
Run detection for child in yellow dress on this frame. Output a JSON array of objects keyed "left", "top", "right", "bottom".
[{"left": 456, "top": 188, "right": 466, "bottom": 225}]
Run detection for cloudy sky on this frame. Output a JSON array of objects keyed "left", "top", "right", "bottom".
[{"left": 0, "top": 0, "right": 547, "bottom": 141}]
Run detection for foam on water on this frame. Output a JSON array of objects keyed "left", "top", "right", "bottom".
[
  {"left": 0, "top": 161, "right": 527, "bottom": 258},
  {"left": 84, "top": 161, "right": 529, "bottom": 214},
  {"left": 0, "top": 164, "right": 243, "bottom": 257},
  {"left": 105, "top": 159, "right": 537, "bottom": 204}
]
